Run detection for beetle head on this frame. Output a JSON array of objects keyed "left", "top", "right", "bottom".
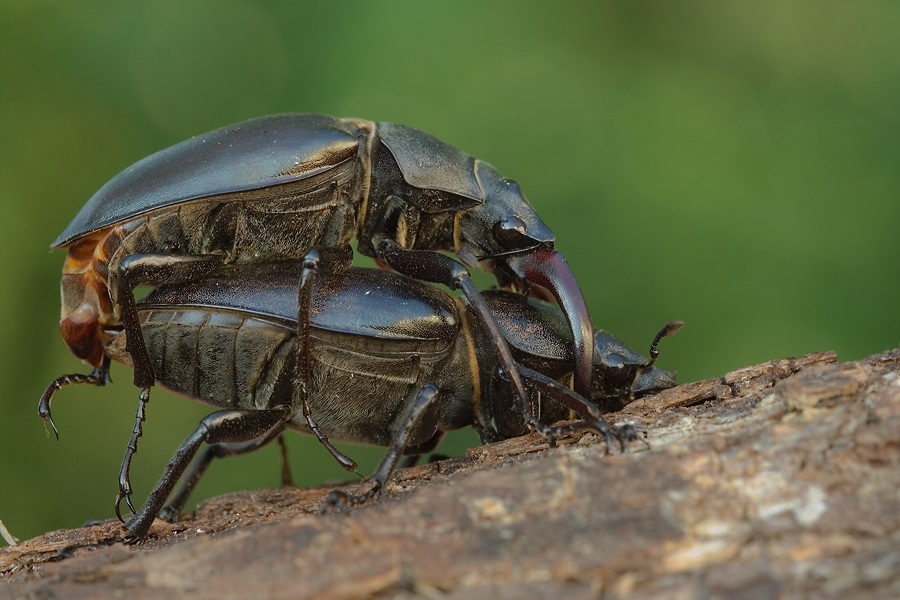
[
  {"left": 456, "top": 161, "right": 554, "bottom": 266},
  {"left": 590, "top": 321, "right": 683, "bottom": 412},
  {"left": 455, "top": 161, "right": 595, "bottom": 399}
]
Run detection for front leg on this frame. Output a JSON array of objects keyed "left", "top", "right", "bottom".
[
  {"left": 516, "top": 364, "right": 637, "bottom": 452},
  {"left": 375, "top": 239, "right": 538, "bottom": 434}
]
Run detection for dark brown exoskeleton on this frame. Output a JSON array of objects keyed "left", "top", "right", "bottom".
[
  {"left": 75, "top": 261, "right": 679, "bottom": 539},
  {"left": 45, "top": 114, "right": 597, "bottom": 518}
]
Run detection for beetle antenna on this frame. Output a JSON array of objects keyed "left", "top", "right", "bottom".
[
  {"left": 646, "top": 321, "right": 684, "bottom": 367},
  {"left": 475, "top": 247, "right": 534, "bottom": 262}
]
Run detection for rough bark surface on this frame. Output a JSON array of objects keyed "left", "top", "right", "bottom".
[{"left": 2, "top": 348, "right": 899, "bottom": 599}]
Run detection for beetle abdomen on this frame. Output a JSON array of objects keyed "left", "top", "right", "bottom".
[
  {"left": 137, "top": 264, "right": 464, "bottom": 446},
  {"left": 139, "top": 308, "right": 293, "bottom": 411}
]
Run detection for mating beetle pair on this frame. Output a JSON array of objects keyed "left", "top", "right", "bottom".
[
  {"left": 45, "top": 257, "right": 679, "bottom": 539},
  {"left": 41, "top": 114, "right": 680, "bottom": 539}
]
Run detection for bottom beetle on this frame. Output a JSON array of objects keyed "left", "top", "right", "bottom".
[{"left": 41, "top": 261, "right": 680, "bottom": 539}]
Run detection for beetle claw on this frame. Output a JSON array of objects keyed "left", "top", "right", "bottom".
[
  {"left": 114, "top": 496, "right": 125, "bottom": 523},
  {"left": 322, "top": 482, "right": 382, "bottom": 512},
  {"left": 158, "top": 506, "right": 180, "bottom": 523},
  {"left": 42, "top": 414, "right": 60, "bottom": 441},
  {"left": 38, "top": 366, "right": 112, "bottom": 441},
  {"left": 535, "top": 417, "right": 644, "bottom": 456},
  {"left": 114, "top": 491, "right": 136, "bottom": 523},
  {"left": 322, "top": 489, "right": 358, "bottom": 512}
]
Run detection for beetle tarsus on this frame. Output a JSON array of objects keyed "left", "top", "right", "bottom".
[
  {"left": 38, "top": 357, "right": 112, "bottom": 440},
  {"left": 160, "top": 420, "right": 289, "bottom": 522},
  {"left": 516, "top": 364, "right": 638, "bottom": 453},
  {"left": 533, "top": 418, "right": 632, "bottom": 454},
  {"left": 322, "top": 384, "right": 441, "bottom": 512},
  {"left": 302, "top": 399, "right": 359, "bottom": 472},
  {"left": 124, "top": 407, "right": 290, "bottom": 539},
  {"left": 116, "top": 387, "right": 150, "bottom": 521},
  {"left": 43, "top": 415, "right": 59, "bottom": 441},
  {"left": 322, "top": 483, "right": 382, "bottom": 511},
  {"left": 115, "top": 492, "right": 135, "bottom": 524}
]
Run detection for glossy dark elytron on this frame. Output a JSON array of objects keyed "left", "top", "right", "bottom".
[{"left": 72, "top": 263, "right": 677, "bottom": 539}]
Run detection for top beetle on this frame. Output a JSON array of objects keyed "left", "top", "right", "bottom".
[{"left": 54, "top": 113, "right": 593, "bottom": 417}]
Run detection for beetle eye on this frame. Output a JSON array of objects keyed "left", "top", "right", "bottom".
[
  {"left": 605, "top": 353, "right": 633, "bottom": 386},
  {"left": 494, "top": 216, "right": 528, "bottom": 247}
]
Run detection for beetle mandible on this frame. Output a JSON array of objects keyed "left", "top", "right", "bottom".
[
  {"left": 41, "top": 260, "right": 679, "bottom": 540},
  {"left": 48, "top": 114, "right": 596, "bottom": 512}
]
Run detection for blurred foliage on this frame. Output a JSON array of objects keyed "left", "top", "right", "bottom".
[{"left": 1, "top": 1, "right": 897, "bottom": 541}]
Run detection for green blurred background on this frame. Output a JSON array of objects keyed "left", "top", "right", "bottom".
[{"left": 2, "top": 1, "right": 898, "bottom": 541}]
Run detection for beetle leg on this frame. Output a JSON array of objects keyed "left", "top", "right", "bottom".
[
  {"left": 374, "top": 239, "right": 539, "bottom": 434},
  {"left": 398, "top": 431, "right": 446, "bottom": 469},
  {"left": 517, "top": 364, "right": 638, "bottom": 453},
  {"left": 294, "top": 247, "right": 358, "bottom": 471},
  {"left": 115, "top": 387, "right": 150, "bottom": 521},
  {"left": 157, "top": 421, "right": 288, "bottom": 524},
  {"left": 124, "top": 406, "right": 290, "bottom": 541},
  {"left": 277, "top": 434, "right": 294, "bottom": 488},
  {"left": 111, "top": 254, "right": 225, "bottom": 520},
  {"left": 115, "top": 253, "right": 224, "bottom": 388},
  {"left": 301, "top": 399, "right": 358, "bottom": 472},
  {"left": 325, "top": 384, "right": 440, "bottom": 509},
  {"left": 38, "top": 356, "right": 111, "bottom": 440}
]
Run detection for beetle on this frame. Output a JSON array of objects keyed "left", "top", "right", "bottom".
[
  {"left": 41, "top": 259, "right": 680, "bottom": 540},
  {"left": 49, "top": 114, "right": 597, "bottom": 511}
]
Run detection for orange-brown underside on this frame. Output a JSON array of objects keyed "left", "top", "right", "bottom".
[{"left": 58, "top": 228, "right": 123, "bottom": 367}]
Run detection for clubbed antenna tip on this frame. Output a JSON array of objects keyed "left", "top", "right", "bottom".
[{"left": 648, "top": 320, "right": 685, "bottom": 367}]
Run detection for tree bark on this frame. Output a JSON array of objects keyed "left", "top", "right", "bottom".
[{"left": 2, "top": 348, "right": 899, "bottom": 599}]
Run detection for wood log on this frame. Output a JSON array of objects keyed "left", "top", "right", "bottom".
[{"left": 2, "top": 348, "right": 898, "bottom": 599}]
